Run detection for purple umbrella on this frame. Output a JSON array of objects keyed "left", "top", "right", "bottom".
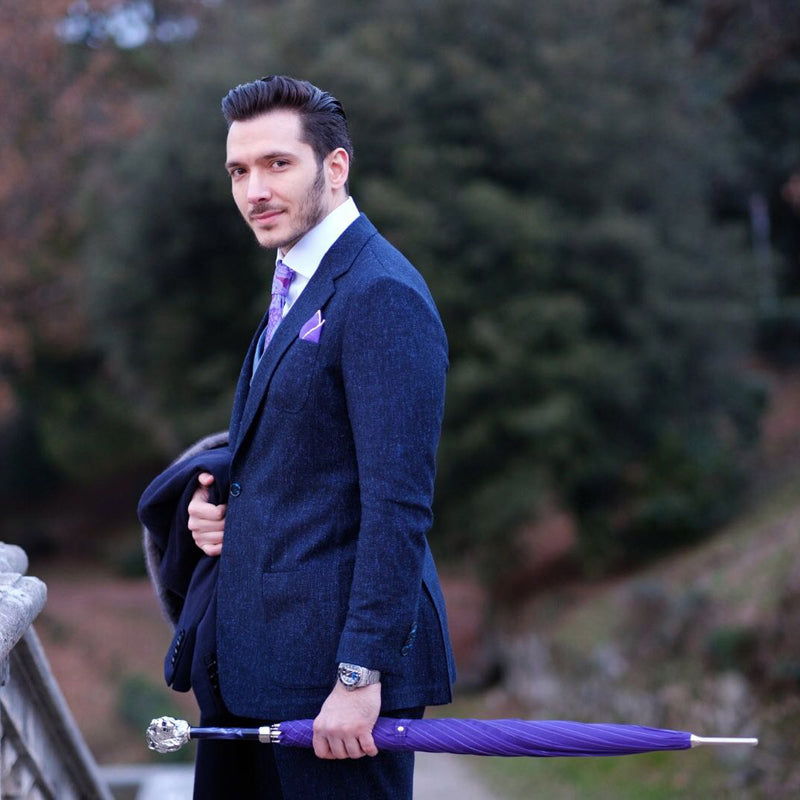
[{"left": 146, "top": 716, "right": 757, "bottom": 757}]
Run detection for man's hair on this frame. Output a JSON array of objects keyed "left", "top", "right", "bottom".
[{"left": 221, "top": 75, "right": 353, "bottom": 166}]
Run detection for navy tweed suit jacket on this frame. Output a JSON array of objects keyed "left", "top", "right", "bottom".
[{"left": 145, "top": 213, "right": 456, "bottom": 721}]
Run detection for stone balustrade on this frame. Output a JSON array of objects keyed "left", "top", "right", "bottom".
[{"left": 0, "top": 542, "right": 112, "bottom": 800}]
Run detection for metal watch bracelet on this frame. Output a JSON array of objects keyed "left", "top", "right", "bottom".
[{"left": 337, "top": 662, "right": 381, "bottom": 690}]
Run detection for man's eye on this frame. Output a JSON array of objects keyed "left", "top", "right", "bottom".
[
  {"left": 230, "top": 167, "right": 246, "bottom": 177},
  {"left": 272, "top": 160, "right": 289, "bottom": 168}
]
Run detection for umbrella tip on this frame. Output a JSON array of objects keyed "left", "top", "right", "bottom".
[{"left": 690, "top": 735, "right": 759, "bottom": 748}]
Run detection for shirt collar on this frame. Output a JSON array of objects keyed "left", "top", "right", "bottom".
[{"left": 278, "top": 196, "right": 360, "bottom": 279}]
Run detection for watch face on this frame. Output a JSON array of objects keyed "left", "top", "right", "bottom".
[{"left": 340, "top": 667, "right": 360, "bottom": 686}]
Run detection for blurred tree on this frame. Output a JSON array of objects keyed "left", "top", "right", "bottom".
[
  {"left": 84, "top": 0, "right": 765, "bottom": 573},
  {"left": 0, "top": 0, "right": 146, "bottom": 493},
  {"left": 0, "top": 0, "right": 220, "bottom": 495},
  {"left": 687, "top": 0, "right": 800, "bottom": 345},
  {"left": 84, "top": 70, "right": 270, "bottom": 447}
]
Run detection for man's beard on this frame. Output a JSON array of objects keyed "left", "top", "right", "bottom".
[{"left": 260, "top": 164, "right": 326, "bottom": 252}]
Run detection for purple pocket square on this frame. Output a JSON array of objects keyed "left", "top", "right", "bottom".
[{"left": 299, "top": 310, "right": 325, "bottom": 343}]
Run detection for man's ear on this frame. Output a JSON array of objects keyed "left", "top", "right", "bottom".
[{"left": 325, "top": 147, "right": 350, "bottom": 191}]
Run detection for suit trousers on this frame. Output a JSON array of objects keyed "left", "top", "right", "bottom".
[{"left": 193, "top": 706, "right": 424, "bottom": 800}]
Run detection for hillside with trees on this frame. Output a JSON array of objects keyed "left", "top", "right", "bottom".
[
  {"left": 7, "top": 0, "right": 798, "bottom": 573},
  {"left": 3, "top": 0, "right": 800, "bottom": 793}
]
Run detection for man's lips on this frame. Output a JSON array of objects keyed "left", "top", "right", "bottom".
[{"left": 249, "top": 208, "right": 284, "bottom": 223}]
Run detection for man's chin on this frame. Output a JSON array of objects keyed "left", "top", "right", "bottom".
[
  {"left": 253, "top": 230, "right": 289, "bottom": 250},
  {"left": 251, "top": 225, "right": 306, "bottom": 252}
]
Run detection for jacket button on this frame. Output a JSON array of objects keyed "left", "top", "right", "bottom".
[
  {"left": 230, "top": 482, "right": 242, "bottom": 497},
  {"left": 401, "top": 645, "right": 411, "bottom": 656}
]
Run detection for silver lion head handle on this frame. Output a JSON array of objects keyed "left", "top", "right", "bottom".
[{"left": 147, "top": 716, "right": 192, "bottom": 753}]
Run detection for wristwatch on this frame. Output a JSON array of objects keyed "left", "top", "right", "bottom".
[{"left": 337, "top": 662, "right": 381, "bottom": 690}]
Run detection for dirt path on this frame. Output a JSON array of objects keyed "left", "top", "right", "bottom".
[{"left": 415, "top": 753, "right": 499, "bottom": 799}]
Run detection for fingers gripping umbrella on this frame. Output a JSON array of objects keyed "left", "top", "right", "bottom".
[{"left": 147, "top": 716, "right": 757, "bottom": 757}]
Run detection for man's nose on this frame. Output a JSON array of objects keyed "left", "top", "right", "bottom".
[{"left": 246, "top": 171, "right": 273, "bottom": 204}]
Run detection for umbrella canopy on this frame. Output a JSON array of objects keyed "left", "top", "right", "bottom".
[
  {"left": 147, "top": 716, "right": 757, "bottom": 758},
  {"left": 277, "top": 718, "right": 692, "bottom": 757}
]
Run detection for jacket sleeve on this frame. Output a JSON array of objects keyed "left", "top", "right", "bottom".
[{"left": 336, "top": 274, "right": 448, "bottom": 675}]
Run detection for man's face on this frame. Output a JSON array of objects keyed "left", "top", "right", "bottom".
[{"left": 225, "top": 110, "right": 331, "bottom": 253}]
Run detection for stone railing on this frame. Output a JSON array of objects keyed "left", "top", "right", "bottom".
[{"left": 0, "top": 543, "right": 112, "bottom": 800}]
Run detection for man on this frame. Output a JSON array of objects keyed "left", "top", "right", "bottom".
[{"left": 145, "top": 75, "right": 455, "bottom": 798}]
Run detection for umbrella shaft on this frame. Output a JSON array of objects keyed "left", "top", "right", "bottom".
[{"left": 190, "top": 726, "right": 277, "bottom": 744}]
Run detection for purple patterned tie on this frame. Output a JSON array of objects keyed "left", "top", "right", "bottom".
[{"left": 253, "top": 259, "right": 295, "bottom": 374}]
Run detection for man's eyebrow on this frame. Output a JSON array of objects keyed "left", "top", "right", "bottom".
[{"left": 225, "top": 151, "right": 296, "bottom": 170}]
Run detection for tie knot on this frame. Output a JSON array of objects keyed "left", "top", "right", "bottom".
[{"left": 272, "top": 259, "right": 295, "bottom": 298}]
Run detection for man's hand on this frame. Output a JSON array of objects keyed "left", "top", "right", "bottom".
[
  {"left": 187, "top": 472, "right": 226, "bottom": 556},
  {"left": 312, "top": 681, "right": 381, "bottom": 759}
]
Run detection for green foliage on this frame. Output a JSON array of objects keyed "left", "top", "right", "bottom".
[
  {"left": 476, "top": 748, "right": 734, "bottom": 800},
  {"left": 20, "top": 349, "right": 159, "bottom": 483},
  {"left": 684, "top": 0, "right": 800, "bottom": 302},
  {"left": 105, "top": 534, "right": 149, "bottom": 579},
  {"left": 756, "top": 299, "right": 800, "bottom": 365},
  {"left": 83, "top": 0, "right": 764, "bottom": 573},
  {"left": 117, "top": 673, "right": 171, "bottom": 729},
  {"left": 84, "top": 68, "right": 270, "bottom": 447},
  {"left": 0, "top": 411, "right": 58, "bottom": 504},
  {"left": 704, "top": 625, "right": 758, "bottom": 672}
]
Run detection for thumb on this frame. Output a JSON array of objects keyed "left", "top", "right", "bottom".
[{"left": 198, "top": 472, "right": 215, "bottom": 487}]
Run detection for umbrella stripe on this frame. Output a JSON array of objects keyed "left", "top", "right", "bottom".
[
  {"left": 395, "top": 719, "right": 689, "bottom": 756},
  {"left": 278, "top": 718, "right": 691, "bottom": 757}
]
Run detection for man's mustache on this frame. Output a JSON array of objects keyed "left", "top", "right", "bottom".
[{"left": 249, "top": 202, "right": 282, "bottom": 218}]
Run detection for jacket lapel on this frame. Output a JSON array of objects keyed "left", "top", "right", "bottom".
[
  {"left": 230, "top": 214, "right": 376, "bottom": 454},
  {"left": 228, "top": 309, "right": 269, "bottom": 447}
]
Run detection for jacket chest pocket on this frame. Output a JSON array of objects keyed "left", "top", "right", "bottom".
[{"left": 266, "top": 339, "right": 320, "bottom": 413}]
